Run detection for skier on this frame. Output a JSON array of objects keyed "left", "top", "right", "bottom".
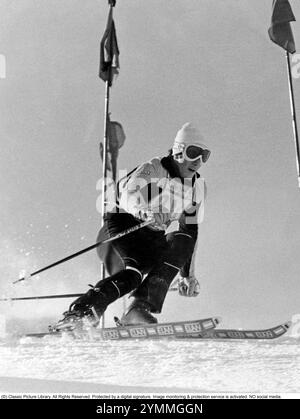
[{"left": 56, "top": 122, "right": 211, "bottom": 329}]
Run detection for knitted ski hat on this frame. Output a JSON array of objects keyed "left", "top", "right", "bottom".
[{"left": 172, "top": 122, "right": 208, "bottom": 155}]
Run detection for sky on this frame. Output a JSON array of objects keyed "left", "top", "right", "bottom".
[{"left": 1, "top": 0, "right": 300, "bottom": 329}]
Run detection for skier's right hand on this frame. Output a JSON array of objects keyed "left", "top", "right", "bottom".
[{"left": 137, "top": 209, "right": 170, "bottom": 230}]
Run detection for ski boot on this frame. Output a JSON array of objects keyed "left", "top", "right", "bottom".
[
  {"left": 51, "top": 269, "right": 143, "bottom": 332},
  {"left": 50, "top": 306, "right": 104, "bottom": 333},
  {"left": 50, "top": 286, "right": 107, "bottom": 333},
  {"left": 120, "top": 300, "right": 158, "bottom": 326}
]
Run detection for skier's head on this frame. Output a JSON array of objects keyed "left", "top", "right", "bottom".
[{"left": 171, "top": 123, "right": 211, "bottom": 178}]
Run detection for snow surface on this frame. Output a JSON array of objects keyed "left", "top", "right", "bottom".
[{"left": 1, "top": 318, "right": 300, "bottom": 394}]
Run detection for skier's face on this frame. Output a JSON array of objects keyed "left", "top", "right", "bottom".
[{"left": 178, "top": 157, "right": 202, "bottom": 179}]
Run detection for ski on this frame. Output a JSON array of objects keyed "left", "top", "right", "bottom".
[
  {"left": 185, "top": 321, "right": 291, "bottom": 340},
  {"left": 23, "top": 317, "right": 219, "bottom": 340},
  {"left": 22, "top": 320, "right": 290, "bottom": 341},
  {"left": 99, "top": 317, "right": 219, "bottom": 340}
]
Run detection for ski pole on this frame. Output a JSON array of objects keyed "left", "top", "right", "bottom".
[
  {"left": 13, "top": 220, "right": 152, "bottom": 285},
  {"left": 0, "top": 293, "right": 83, "bottom": 302},
  {"left": 0, "top": 287, "right": 179, "bottom": 303}
]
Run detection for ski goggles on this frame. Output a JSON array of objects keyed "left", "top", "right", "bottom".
[
  {"left": 184, "top": 144, "right": 211, "bottom": 162},
  {"left": 173, "top": 143, "right": 211, "bottom": 163}
]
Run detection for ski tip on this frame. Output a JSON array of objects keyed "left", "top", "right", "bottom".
[
  {"left": 284, "top": 321, "right": 292, "bottom": 330},
  {"left": 214, "top": 317, "right": 222, "bottom": 326},
  {"left": 113, "top": 316, "right": 123, "bottom": 327}
]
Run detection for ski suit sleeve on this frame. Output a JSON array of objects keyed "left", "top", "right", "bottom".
[
  {"left": 178, "top": 208, "right": 198, "bottom": 277},
  {"left": 179, "top": 180, "right": 207, "bottom": 277}
]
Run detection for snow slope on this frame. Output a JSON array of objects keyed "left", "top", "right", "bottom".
[{"left": 1, "top": 320, "right": 300, "bottom": 394}]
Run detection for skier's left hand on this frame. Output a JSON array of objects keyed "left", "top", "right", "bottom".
[{"left": 178, "top": 275, "right": 200, "bottom": 297}]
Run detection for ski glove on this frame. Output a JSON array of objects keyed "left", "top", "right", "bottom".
[
  {"left": 178, "top": 275, "right": 200, "bottom": 297},
  {"left": 136, "top": 209, "right": 170, "bottom": 231}
]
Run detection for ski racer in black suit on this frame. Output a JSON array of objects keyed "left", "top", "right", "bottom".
[{"left": 56, "top": 123, "right": 211, "bottom": 329}]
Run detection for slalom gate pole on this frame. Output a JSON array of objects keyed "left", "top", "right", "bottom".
[
  {"left": 100, "top": 29, "right": 111, "bottom": 330},
  {"left": 100, "top": 0, "right": 118, "bottom": 328},
  {"left": 286, "top": 51, "right": 300, "bottom": 188}
]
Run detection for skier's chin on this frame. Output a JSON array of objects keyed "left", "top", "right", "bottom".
[
  {"left": 177, "top": 164, "right": 198, "bottom": 179},
  {"left": 187, "top": 168, "right": 197, "bottom": 177}
]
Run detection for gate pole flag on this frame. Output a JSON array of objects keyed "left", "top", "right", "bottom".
[{"left": 269, "top": 0, "right": 300, "bottom": 188}]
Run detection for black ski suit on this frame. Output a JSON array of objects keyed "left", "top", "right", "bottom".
[{"left": 96, "top": 155, "right": 206, "bottom": 313}]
